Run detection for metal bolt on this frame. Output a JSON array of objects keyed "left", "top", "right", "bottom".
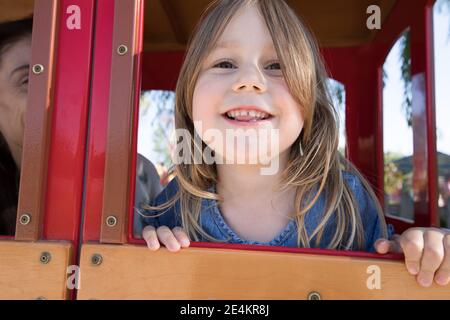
[
  {"left": 91, "top": 254, "right": 103, "bottom": 266},
  {"left": 19, "top": 213, "right": 31, "bottom": 225},
  {"left": 106, "top": 215, "right": 117, "bottom": 227},
  {"left": 307, "top": 291, "right": 322, "bottom": 300},
  {"left": 117, "top": 44, "right": 128, "bottom": 55},
  {"left": 32, "top": 64, "right": 44, "bottom": 74},
  {"left": 40, "top": 252, "right": 51, "bottom": 264}
]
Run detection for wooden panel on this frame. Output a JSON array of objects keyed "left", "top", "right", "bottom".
[
  {"left": 143, "top": 0, "right": 397, "bottom": 51},
  {"left": 0, "top": 0, "right": 34, "bottom": 22},
  {"left": 15, "top": 0, "right": 60, "bottom": 241},
  {"left": 0, "top": 241, "right": 72, "bottom": 300},
  {"left": 77, "top": 244, "right": 450, "bottom": 300}
]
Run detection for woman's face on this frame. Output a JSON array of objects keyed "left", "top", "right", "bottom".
[
  {"left": 0, "top": 36, "right": 31, "bottom": 168},
  {"left": 192, "top": 3, "right": 304, "bottom": 168}
]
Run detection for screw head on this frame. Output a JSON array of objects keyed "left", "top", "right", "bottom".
[
  {"left": 307, "top": 291, "right": 322, "bottom": 300},
  {"left": 19, "top": 213, "right": 31, "bottom": 225},
  {"left": 32, "top": 64, "right": 44, "bottom": 74},
  {"left": 91, "top": 254, "right": 103, "bottom": 266},
  {"left": 117, "top": 44, "right": 128, "bottom": 55},
  {"left": 40, "top": 252, "right": 51, "bottom": 264},
  {"left": 106, "top": 215, "right": 117, "bottom": 227}
]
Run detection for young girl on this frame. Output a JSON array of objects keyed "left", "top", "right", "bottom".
[{"left": 140, "top": 0, "right": 450, "bottom": 288}]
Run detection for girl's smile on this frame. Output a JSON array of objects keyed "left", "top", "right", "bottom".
[{"left": 222, "top": 105, "right": 274, "bottom": 127}]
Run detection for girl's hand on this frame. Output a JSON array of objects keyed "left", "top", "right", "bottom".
[
  {"left": 374, "top": 227, "right": 450, "bottom": 287},
  {"left": 142, "top": 225, "right": 190, "bottom": 252}
]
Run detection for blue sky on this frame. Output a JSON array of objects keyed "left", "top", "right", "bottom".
[{"left": 383, "top": 3, "right": 450, "bottom": 156}]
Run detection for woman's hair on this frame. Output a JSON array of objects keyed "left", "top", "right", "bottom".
[
  {"left": 0, "top": 16, "right": 33, "bottom": 65},
  {"left": 0, "top": 16, "right": 33, "bottom": 235},
  {"left": 148, "top": 0, "right": 388, "bottom": 250},
  {"left": 0, "top": 134, "right": 19, "bottom": 235}
]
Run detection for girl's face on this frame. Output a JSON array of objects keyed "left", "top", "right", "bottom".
[
  {"left": 0, "top": 36, "right": 31, "bottom": 168},
  {"left": 192, "top": 3, "right": 304, "bottom": 167}
]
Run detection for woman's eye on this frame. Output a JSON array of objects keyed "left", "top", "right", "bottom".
[
  {"left": 213, "top": 61, "right": 236, "bottom": 69},
  {"left": 21, "top": 78, "right": 28, "bottom": 85},
  {"left": 266, "top": 62, "right": 281, "bottom": 70}
]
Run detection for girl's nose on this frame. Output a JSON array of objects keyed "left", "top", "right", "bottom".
[{"left": 232, "top": 66, "right": 267, "bottom": 93}]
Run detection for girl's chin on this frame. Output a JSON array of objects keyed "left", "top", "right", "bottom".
[{"left": 213, "top": 150, "right": 281, "bottom": 166}]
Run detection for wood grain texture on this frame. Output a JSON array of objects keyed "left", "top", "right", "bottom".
[
  {"left": 0, "top": 241, "right": 72, "bottom": 300},
  {"left": 143, "top": 0, "right": 397, "bottom": 50},
  {"left": 0, "top": 0, "right": 34, "bottom": 22},
  {"left": 77, "top": 244, "right": 450, "bottom": 300}
]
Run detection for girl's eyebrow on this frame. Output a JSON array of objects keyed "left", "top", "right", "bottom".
[
  {"left": 213, "top": 41, "right": 275, "bottom": 51},
  {"left": 213, "top": 41, "right": 240, "bottom": 50}
]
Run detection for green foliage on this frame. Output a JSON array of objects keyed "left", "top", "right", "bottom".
[
  {"left": 398, "top": 30, "right": 412, "bottom": 127},
  {"left": 384, "top": 152, "right": 406, "bottom": 196},
  {"left": 141, "top": 91, "right": 175, "bottom": 171}
]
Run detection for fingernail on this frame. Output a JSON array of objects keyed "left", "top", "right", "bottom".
[
  {"left": 408, "top": 266, "right": 419, "bottom": 275},
  {"left": 150, "top": 240, "right": 159, "bottom": 250},
  {"left": 418, "top": 276, "right": 432, "bottom": 287},
  {"left": 182, "top": 239, "right": 190, "bottom": 247},
  {"left": 436, "top": 275, "right": 449, "bottom": 286}
]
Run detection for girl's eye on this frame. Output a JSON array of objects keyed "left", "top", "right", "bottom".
[
  {"left": 213, "top": 61, "right": 236, "bottom": 69},
  {"left": 266, "top": 62, "right": 281, "bottom": 70},
  {"left": 21, "top": 78, "right": 28, "bottom": 86}
]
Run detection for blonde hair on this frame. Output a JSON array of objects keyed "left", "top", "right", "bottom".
[{"left": 147, "top": 0, "right": 388, "bottom": 250}]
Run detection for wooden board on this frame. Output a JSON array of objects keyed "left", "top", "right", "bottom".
[
  {"left": 0, "top": 0, "right": 34, "bottom": 23},
  {"left": 143, "top": 0, "right": 397, "bottom": 51},
  {"left": 77, "top": 243, "right": 450, "bottom": 300},
  {"left": 0, "top": 241, "right": 73, "bottom": 300}
]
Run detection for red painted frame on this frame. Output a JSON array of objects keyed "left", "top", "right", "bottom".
[
  {"left": 44, "top": 0, "right": 95, "bottom": 246},
  {"left": 83, "top": 0, "right": 114, "bottom": 242},
  {"left": 44, "top": 1, "right": 95, "bottom": 301}
]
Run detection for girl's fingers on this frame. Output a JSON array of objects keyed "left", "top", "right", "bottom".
[
  {"left": 373, "top": 239, "right": 393, "bottom": 254},
  {"left": 434, "top": 234, "right": 450, "bottom": 286},
  {"left": 142, "top": 225, "right": 160, "bottom": 251},
  {"left": 417, "top": 230, "right": 445, "bottom": 287},
  {"left": 172, "top": 227, "right": 191, "bottom": 248},
  {"left": 156, "top": 226, "right": 181, "bottom": 252},
  {"left": 374, "top": 235, "right": 402, "bottom": 254},
  {"left": 399, "top": 229, "right": 424, "bottom": 276}
]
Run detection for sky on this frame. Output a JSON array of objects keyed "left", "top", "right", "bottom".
[{"left": 383, "top": 3, "right": 450, "bottom": 156}]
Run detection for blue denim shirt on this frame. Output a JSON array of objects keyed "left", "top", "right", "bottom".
[{"left": 141, "top": 172, "right": 395, "bottom": 252}]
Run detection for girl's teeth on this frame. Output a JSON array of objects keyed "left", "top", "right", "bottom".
[{"left": 226, "top": 110, "right": 270, "bottom": 121}]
